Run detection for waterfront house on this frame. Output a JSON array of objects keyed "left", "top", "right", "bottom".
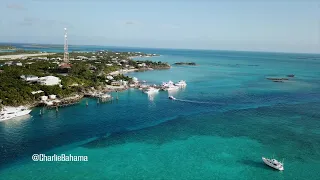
[
  {"left": 137, "top": 63, "right": 146, "bottom": 67},
  {"left": 49, "top": 95, "right": 57, "bottom": 99},
  {"left": 41, "top": 96, "right": 48, "bottom": 101},
  {"left": 38, "top": 76, "right": 61, "bottom": 86},
  {"left": 111, "top": 81, "right": 121, "bottom": 86},
  {"left": 106, "top": 75, "right": 114, "bottom": 80},
  {"left": 14, "top": 62, "right": 23, "bottom": 66}
]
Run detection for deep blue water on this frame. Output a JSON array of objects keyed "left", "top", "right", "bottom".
[{"left": 0, "top": 45, "right": 320, "bottom": 179}]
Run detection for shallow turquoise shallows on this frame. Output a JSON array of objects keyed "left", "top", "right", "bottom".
[{"left": 1, "top": 46, "right": 320, "bottom": 180}]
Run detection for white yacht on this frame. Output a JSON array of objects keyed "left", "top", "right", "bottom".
[
  {"left": 167, "top": 84, "right": 179, "bottom": 91},
  {"left": 144, "top": 87, "right": 159, "bottom": 94},
  {"left": 262, "top": 157, "right": 284, "bottom": 171},
  {"left": 175, "top": 80, "right": 187, "bottom": 87},
  {"left": 162, "top": 80, "right": 174, "bottom": 88},
  {"left": 0, "top": 106, "right": 32, "bottom": 121}
]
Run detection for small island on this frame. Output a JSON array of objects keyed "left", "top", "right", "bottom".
[{"left": 174, "top": 62, "right": 197, "bottom": 66}]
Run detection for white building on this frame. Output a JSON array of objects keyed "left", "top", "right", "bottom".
[
  {"left": 49, "top": 95, "right": 56, "bottom": 99},
  {"left": 138, "top": 63, "right": 146, "bottom": 67},
  {"left": 41, "top": 96, "right": 48, "bottom": 101},
  {"left": 21, "top": 75, "right": 39, "bottom": 82},
  {"left": 106, "top": 75, "right": 114, "bottom": 80},
  {"left": 38, "top": 76, "right": 61, "bottom": 86}
]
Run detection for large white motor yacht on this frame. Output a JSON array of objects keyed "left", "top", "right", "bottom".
[
  {"left": 0, "top": 106, "right": 32, "bottom": 121},
  {"left": 262, "top": 157, "right": 284, "bottom": 171}
]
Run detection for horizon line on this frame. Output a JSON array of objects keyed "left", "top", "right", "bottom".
[{"left": 0, "top": 42, "right": 319, "bottom": 55}]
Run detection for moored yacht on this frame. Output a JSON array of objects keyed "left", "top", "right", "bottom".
[
  {"left": 144, "top": 87, "right": 159, "bottom": 94},
  {"left": 175, "top": 80, "right": 187, "bottom": 87},
  {"left": 167, "top": 84, "right": 179, "bottom": 91},
  {"left": 162, "top": 80, "right": 174, "bottom": 88},
  {"left": 0, "top": 106, "right": 32, "bottom": 121},
  {"left": 262, "top": 157, "right": 284, "bottom": 171}
]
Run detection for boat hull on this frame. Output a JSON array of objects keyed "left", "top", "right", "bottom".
[
  {"left": 0, "top": 109, "right": 31, "bottom": 121},
  {"left": 262, "top": 157, "right": 284, "bottom": 171}
]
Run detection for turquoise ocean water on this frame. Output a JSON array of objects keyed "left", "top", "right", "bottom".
[{"left": 1, "top": 44, "right": 320, "bottom": 179}]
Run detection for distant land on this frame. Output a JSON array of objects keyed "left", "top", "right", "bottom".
[{"left": 0, "top": 45, "right": 16, "bottom": 50}]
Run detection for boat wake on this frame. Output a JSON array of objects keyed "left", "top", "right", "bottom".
[{"left": 173, "top": 98, "right": 224, "bottom": 105}]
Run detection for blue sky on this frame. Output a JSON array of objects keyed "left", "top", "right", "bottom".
[{"left": 0, "top": 0, "right": 319, "bottom": 53}]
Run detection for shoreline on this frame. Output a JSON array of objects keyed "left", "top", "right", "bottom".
[{"left": 10, "top": 67, "right": 168, "bottom": 110}]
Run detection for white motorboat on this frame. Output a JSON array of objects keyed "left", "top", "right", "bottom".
[
  {"left": 175, "top": 80, "right": 187, "bottom": 87},
  {"left": 0, "top": 106, "right": 32, "bottom": 121},
  {"left": 144, "top": 87, "right": 159, "bottom": 94},
  {"left": 168, "top": 96, "right": 176, "bottom": 100},
  {"left": 262, "top": 157, "right": 284, "bottom": 171}
]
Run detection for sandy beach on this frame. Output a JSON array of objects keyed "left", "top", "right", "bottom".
[{"left": 0, "top": 53, "right": 55, "bottom": 60}]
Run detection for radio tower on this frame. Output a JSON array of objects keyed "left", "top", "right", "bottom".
[{"left": 63, "top": 28, "right": 69, "bottom": 63}]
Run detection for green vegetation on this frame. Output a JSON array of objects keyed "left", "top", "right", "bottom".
[
  {"left": 0, "top": 50, "right": 169, "bottom": 106},
  {"left": 136, "top": 60, "right": 170, "bottom": 69}
]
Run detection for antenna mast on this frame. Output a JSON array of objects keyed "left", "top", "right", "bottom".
[{"left": 63, "top": 28, "right": 69, "bottom": 63}]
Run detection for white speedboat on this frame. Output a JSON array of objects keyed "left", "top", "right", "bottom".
[
  {"left": 0, "top": 106, "right": 32, "bottom": 121},
  {"left": 175, "top": 80, "right": 187, "bottom": 87},
  {"left": 262, "top": 157, "right": 284, "bottom": 171},
  {"left": 144, "top": 87, "right": 159, "bottom": 94},
  {"left": 168, "top": 96, "right": 176, "bottom": 100}
]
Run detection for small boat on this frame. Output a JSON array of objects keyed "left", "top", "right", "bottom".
[
  {"left": 168, "top": 96, "right": 176, "bottom": 100},
  {"left": 262, "top": 157, "right": 284, "bottom": 171}
]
